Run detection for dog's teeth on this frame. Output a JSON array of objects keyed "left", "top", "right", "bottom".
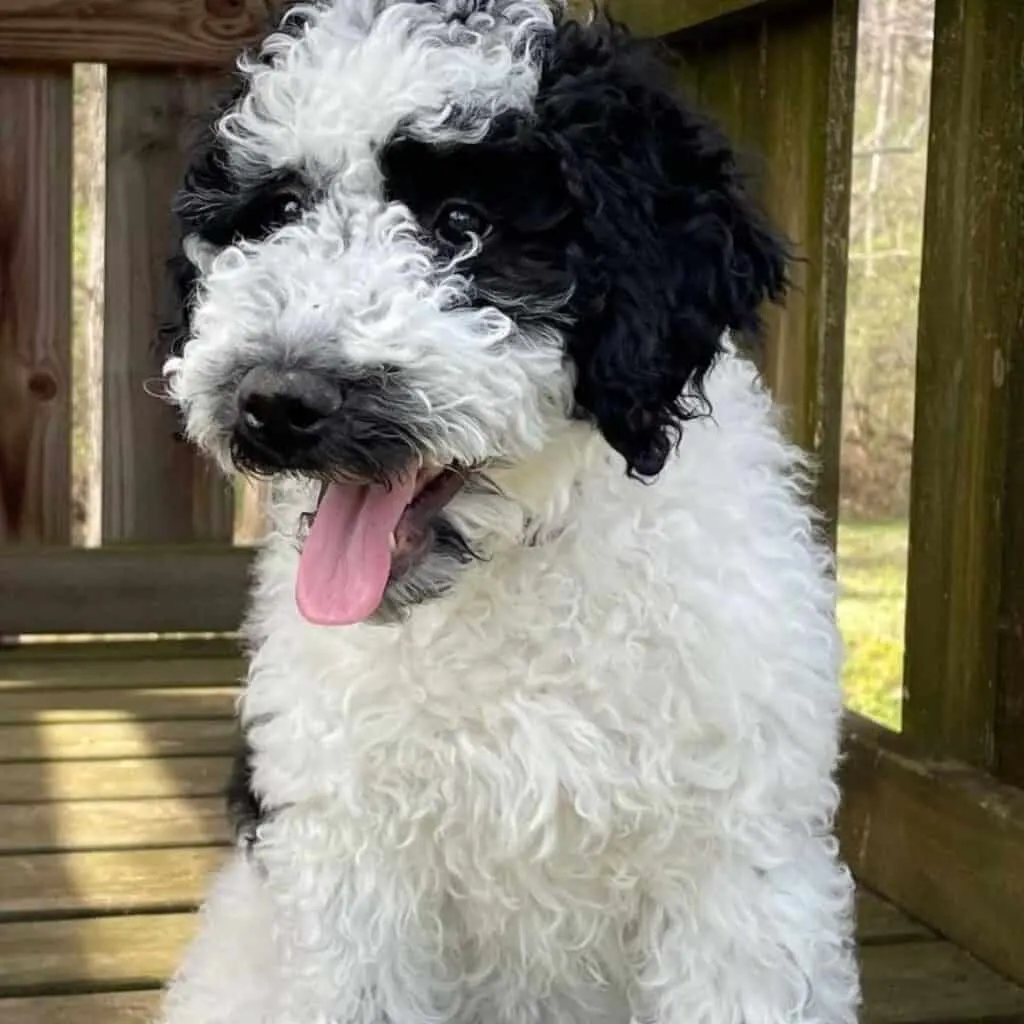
[{"left": 389, "top": 532, "right": 397, "bottom": 554}]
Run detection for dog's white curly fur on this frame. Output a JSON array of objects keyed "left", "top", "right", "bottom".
[{"left": 160, "top": 2, "right": 860, "bottom": 1022}]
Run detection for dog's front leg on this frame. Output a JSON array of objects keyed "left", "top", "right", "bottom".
[
  {"left": 160, "top": 850, "right": 283, "bottom": 1024},
  {"left": 627, "top": 841, "right": 860, "bottom": 1024},
  {"left": 249, "top": 813, "right": 463, "bottom": 1024},
  {"left": 160, "top": 846, "right": 410, "bottom": 1024}
]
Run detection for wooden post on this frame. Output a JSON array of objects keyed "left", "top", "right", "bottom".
[
  {"left": 0, "top": 71, "right": 73, "bottom": 545},
  {"left": 901, "top": 0, "right": 1024, "bottom": 770},
  {"left": 102, "top": 71, "right": 236, "bottom": 544},
  {"left": 671, "top": 0, "right": 859, "bottom": 535}
]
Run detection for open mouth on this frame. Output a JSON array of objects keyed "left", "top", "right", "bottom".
[{"left": 295, "top": 463, "right": 467, "bottom": 626}]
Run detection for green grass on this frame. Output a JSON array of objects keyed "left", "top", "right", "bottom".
[{"left": 836, "top": 519, "right": 908, "bottom": 731}]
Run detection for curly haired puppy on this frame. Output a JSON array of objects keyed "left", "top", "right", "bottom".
[{"left": 159, "top": 2, "right": 860, "bottom": 1022}]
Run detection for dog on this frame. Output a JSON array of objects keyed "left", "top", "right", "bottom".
[{"left": 159, "top": 2, "right": 860, "bottom": 1022}]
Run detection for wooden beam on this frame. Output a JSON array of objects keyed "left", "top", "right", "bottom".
[
  {"left": 901, "top": 0, "right": 1024, "bottom": 769},
  {"left": 859, "top": 940, "right": 1024, "bottom": 1024},
  {"left": 856, "top": 889, "right": 934, "bottom": 945},
  {"left": 0, "top": 0, "right": 286, "bottom": 69},
  {"left": 0, "top": 70, "right": 72, "bottom": 543},
  {"left": 0, "top": 546, "right": 252, "bottom": 636},
  {"left": 608, "top": 0, "right": 826, "bottom": 39},
  {"left": 990, "top": 9, "right": 1024, "bottom": 785},
  {"left": 0, "top": 755, "right": 233, "bottom": 803},
  {"left": 0, "top": 846, "right": 226, "bottom": 919},
  {"left": 669, "top": 0, "right": 858, "bottom": 533},
  {"left": 0, "top": 0, "right": 829, "bottom": 63},
  {"left": 0, "top": 796, "right": 230, "bottom": 853},
  {"left": 103, "top": 71, "right": 237, "bottom": 544},
  {"left": 0, "top": 636, "right": 240, "bottom": 664},
  {"left": 2, "top": 991, "right": 162, "bottom": 1024},
  {"left": 0, "top": 912, "right": 196, "bottom": 995},
  {"left": 0, "top": 655, "right": 243, "bottom": 688},
  {"left": 839, "top": 714, "right": 1024, "bottom": 987},
  {"left": 0, "top": 717, "right": 237, "bottom": 762},
  {"left": 0, "top": 686, "right": 237, "bottom": 723}
]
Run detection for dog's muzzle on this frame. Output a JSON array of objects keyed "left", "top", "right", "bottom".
[{"left": 228, "top": 363, "right": 417, "bottom": 480}]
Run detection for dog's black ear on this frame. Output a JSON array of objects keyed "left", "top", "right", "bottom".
[
  {"left": 158, "top": 76, "right": 243, "bottom": 362},
  {"left": 538, "top": 17, "right": 790, "bottom": 479},
  {"left": 156, "top": 246, "right": 198, "bottom": 361}
]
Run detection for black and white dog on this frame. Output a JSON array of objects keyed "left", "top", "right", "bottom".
[{"left": 160, "top": 2, "right": 859, "bottom": 1022}]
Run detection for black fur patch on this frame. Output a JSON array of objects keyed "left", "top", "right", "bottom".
[
  {"left": 226, "top": 738, "right": 265, "bottom": 847},
  {"left": 383, "top": 12, "right": 790, "bottom": 479}
]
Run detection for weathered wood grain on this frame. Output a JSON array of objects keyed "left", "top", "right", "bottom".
[
  {"left": 857, "top": 888, "right": 935, "bottom": 946},
  {"left": 0, "top": 912, "right": 196, "bottom": 994},
  {"left": 902, "top": 0, "right": 1024, "bottom": 769},
  {"left": 0, "top": 797, "right": 231, "bottom": 853},
  {"left": 910, "top": 0, "right": 1024, "bottom": 758},
  {"left": 0, "top": 0, "right": 821, "bottom": 63},
  {"left": 0, "top": 685, "right": 236, "bottom": 721},
  {"left": 0, "top": 846, "right": 226, "bottom": 918},
  {"left": 103, "top": 70, "right": 236, "bottom": 544},
  {"left": 0, "top": 717, "right": 237, "bottom": 762},
  {"left": 840, "top": 715, "right": 1024, "bottom": 987},
  {"left": 235, "top": 478, "right": 270, "bottom": 544},
  {"left": 670, "top": 0, "right": 858, "bottom": 533},
  {"left": 1, "top": 990, "right": 161, "bottom": 1024},
  {"left": 860, "top": 941, "right": 1024, "bottom": 1024},
  {"left": 0, "top": 657, "right": 243, "bottom": 690},
  {"left": 987, "top": 6, "right": 1024, "bottom": 785},
  {"left": 0, "top": 0, "right": 285, "bottom": 68},
  {"left": 0, "top": 755, "right": 232, "bottom": 802},
  {"left": 0, "top": 686, "right": 237, "bottom": 723},
  {"left": 608, "top": 0, "right": 827, "bottom": 39},
  {"left": 810, "top": 0, "right": 857, "bottom": 540},
  {"left": 0, "top": 71, "right": 72, "bottom": 544},
  {"left": 0, "top": 636, "right": 240, "bottom": 666},
  {"left": 0, "top": 546, "right": 252, "bottom": 635}
]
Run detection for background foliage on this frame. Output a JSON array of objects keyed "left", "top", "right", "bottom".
[{"left": 837, "top": 0, "right": 934, "bottom": 730}]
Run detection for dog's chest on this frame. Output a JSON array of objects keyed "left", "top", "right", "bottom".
[
  {"left": 251, "top": 679, "right": 673, "bottom": 961},
  {"left": 244, "top": 611, "right": 709, "bottom": 971}
]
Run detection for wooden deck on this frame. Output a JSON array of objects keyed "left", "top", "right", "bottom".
[{"left": 1, "top": 642, "right": 1023, "bottom": 1024}]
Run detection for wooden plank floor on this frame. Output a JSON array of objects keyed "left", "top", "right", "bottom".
[{"left": 2, "top": 641, "right": 1024, "bottom": 1024}]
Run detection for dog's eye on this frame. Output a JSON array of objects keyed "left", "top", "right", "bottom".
[
  {"left": 267, "top": 189, "right": 304, "bottom": 227},
  {"left": 435, "top": 200, "right": 491, "bottom": 246}
]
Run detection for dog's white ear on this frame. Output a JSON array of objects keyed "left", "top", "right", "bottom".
[{"left": 183, "top": 233, "right": 219, "bottom": 274}]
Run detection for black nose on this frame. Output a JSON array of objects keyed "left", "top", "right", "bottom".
[{"left": 236, "top": 367, "right": 342, "bottom": 452}]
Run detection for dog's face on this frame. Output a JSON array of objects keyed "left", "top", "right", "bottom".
[{"left": 163, "top": 0, "right": 787, "bottom": 626}]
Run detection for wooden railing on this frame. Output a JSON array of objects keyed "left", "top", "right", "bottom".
[{"left": 0, "top": 2, "right": 281, "bottom": 637}]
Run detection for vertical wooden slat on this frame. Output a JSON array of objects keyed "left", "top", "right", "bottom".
[
  {"left": 235, "top": 479, "right": 270, "bottom": 545},
  {"left": 674, "top": 0, "right": 859, "bottom": 534},
  {"left": 759, "top": 0, "right": 858, "bottom": 535},
  {"left": 0, "top": 71, "right": 73, "bottom": 545},
  {"left": 902, "top": 0, "right": 1024, "bottom": 768},
  {"left": 811, "top": 0, "right": 858, "bottom": 540},
  {"left": 990, "top": 6, "right": 1024, "bottom": 783},
  {"left": 102, "top": 70, "right": 234, "bottom": 544}
]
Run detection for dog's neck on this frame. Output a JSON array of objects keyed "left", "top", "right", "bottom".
[{"left": 477, "top": 422, "right": 607, "bottom": 548}]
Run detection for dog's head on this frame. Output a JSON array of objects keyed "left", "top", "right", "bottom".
[{"left": 163, "top": 0, "right": 788, "bottom": 626}]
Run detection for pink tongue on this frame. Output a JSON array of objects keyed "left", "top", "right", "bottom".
[{"left": 296, "top": 476, "right": 417, "bottom": 626}]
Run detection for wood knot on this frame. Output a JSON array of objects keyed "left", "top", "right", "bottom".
[
  {"left": 204, "top": 0, "right": 247, "bottom": 17},
  {"left": 27, "top": 371, "right": 58, "bottom": 402}
]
